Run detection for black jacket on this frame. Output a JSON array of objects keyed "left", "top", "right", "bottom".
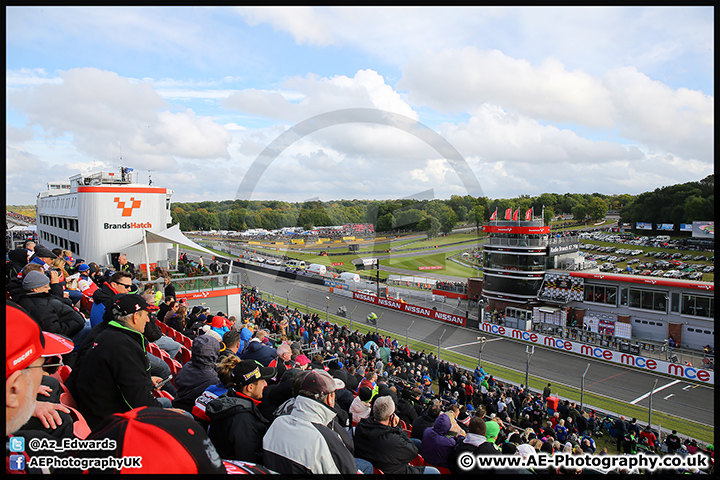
[
  {"left": 411, "top": 413, "right": 437, "bottom": 440},
  {"left": 17, "top": 291, "right": 85, "bottom": 338},
  {"left": 450, "top": 437, "right": 501, "bottom": 474},
  {"left": 206, "top": 390, "right": 270, "bottom": 464},
  {"left": 71, "top": 320, "right": 161, "bottom": 430},
  {"left": 172, "top": 336, "right": 220, "bottom": 412},
  {"left": 353, "top": 417, "right": 424, "bottom": 474}
]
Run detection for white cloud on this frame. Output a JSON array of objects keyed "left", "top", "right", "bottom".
[
  {"left": 8, "top": 68, "right": 232, "bottom": 169},
  {"left": 237, "top": 6, "right": 335, "bottom": 46},
  {"left": 224, "top": 69, "right": 417, "bottom": 122}
]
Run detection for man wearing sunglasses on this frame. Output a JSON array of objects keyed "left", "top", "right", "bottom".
[
  {"left": 89, "top": 271, "right": 134, "bottom": 328},
  {"left": 7, "top": 301, "right": 76, "bottom": 472}
]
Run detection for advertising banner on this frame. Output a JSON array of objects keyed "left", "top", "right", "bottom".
[
  {"left": 478, "top": 322, "right": 713, "bottom": 384},
  {"left": 352, "top": 291, "right": 466, "bottom": 326},
  {"left": 679, "top": 224, "right": 693, "bottom": 232},
  {"left": 636, "top": 222, "right": 652, "bottom": 230},
  {"left": 692, "top": 221, "right": 714, "bottom": 238},
  {"left": 656, "top": 224, "right": 674, "bottom": 231}
]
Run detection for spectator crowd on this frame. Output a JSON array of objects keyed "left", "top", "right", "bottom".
[{"left": 5, "top": 240, "right": 714, "bottom": 474}]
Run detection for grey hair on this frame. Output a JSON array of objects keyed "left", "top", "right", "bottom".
[{"left": 372, "top": 395, "right": 395, "bottom": 422}]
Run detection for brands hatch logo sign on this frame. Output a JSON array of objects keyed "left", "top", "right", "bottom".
[
  {"left": 114, "top": 197, "right": 141, "bottom": 217},
  {"left": 104, "top": 197, "right": 152, "bottom": 229}
]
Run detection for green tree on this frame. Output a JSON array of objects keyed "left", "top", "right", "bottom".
[
  {"left": 376, "top": 212, "right": 395, "bottom": 232},
  {"left": 571, "top": 204, "right": 587, "bottom": 222},
  {"left": 587, "top": 197, "right": 609, "bottom": 221}
]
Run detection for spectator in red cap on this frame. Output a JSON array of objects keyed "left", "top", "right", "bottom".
[
  {"left": 70, "top": 294, "right": 186, "bottom": 429},
  {"left": 6, "top": 301, "right": 74, "bottom": 437}
]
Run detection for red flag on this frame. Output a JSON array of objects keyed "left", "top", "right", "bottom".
[
  {"left": 525, "top": 208, "right": 532, "bottom": 221},
  {"left": 505, "top": 208, "right": 512, "bottom": 220},
  {"left": 513, "top": 208, "right": 519, "bottom": 221},
  {"left": 489, "top": 209, "right": 497, "bottom": 221}
]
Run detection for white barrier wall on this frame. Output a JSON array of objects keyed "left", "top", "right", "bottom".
[{"left": 478, "top": 322, "right": 714, "bottom": 384}]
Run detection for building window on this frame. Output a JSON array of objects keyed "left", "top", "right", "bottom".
[
  {"left": 628, "top": 288, "right": 667, "bottom": 313},
  {"left": 583, "top": 284, "right": 617, "bottom": 306},
  {"left": 681, "top": 294, "right": 713, "bottom": 318}
]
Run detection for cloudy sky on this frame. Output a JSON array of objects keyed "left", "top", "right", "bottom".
[{"left": 6, "top": 6, "right": 714, "bottom": 206}]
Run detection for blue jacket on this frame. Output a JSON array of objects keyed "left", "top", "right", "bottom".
[{"left": 241, "top": 339, "right": 277, "bottom": 367}]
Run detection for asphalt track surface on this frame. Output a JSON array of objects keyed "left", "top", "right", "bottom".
[{"left": 237, "top": 266, "right": 714, "bottom": 427}]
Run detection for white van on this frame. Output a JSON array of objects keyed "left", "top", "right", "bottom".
[
  {"left": 306, "top": 263, "right": 327, "bottom": 275},
  {"left": 285, "top": 259, "right": 306, "bottom": 269},
  {"left": 338, "top": 271, "right": 360, "bottom": 283}
]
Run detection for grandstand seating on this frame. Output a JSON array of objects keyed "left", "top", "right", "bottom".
[{"left": 180, "top": 345, "right": 192, "bottom": 365}]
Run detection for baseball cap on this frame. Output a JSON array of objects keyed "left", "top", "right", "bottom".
[
  {"left": 6, "top": 302, "right": 74, "bottom": 378},
  {"left": 77, "top": 263, "right": 90, "bottom": 272},
  {"left": 232, "top": 360, "right": 275, "bottom": 388},
  {"left": 300, "top": 369, "right": 338, "bottom": 395},
  {"left": 67, "top": 406, "right": 225, "bottom": 473},
  {"left": 294, "top": 354, "right": 310, "bottom": 367},
  {"left": 485, "top": 420, "right": 500, "bottom": 442},
  {"left": 112, "top": 294, "right": 159, "bottom": 316},
  {"left": 33, "top": 247, "right": 57, "bottom": 259}
]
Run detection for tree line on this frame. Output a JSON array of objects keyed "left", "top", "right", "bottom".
[{"left": 169, "top": 175, "right": 713, "bottom": 237}]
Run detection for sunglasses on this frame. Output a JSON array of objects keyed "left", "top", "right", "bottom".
[
  {"left": 117, "top": 283, "right": 133, "bottom": 289},
  {"left": 26, "top": 357, "right": 64, "bottom": 374}
]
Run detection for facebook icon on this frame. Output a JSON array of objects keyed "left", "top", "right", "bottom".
[{"left": 9, "top": 454, "right": 25, "bottom": 471}]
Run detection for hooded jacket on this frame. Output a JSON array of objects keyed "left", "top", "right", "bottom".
[
  {"left": 263, "top": 395, "right": 356, "bottom": 475},
  {"left": 17, "top": 290, "right": 85, "bottom": 339},
  {"left": 353, "top": 416, "right": 424, "bottom": 475},
  {"left": 419, "top": 413, "right": 465, "bottom": 468},
  {"left": 206, "top": 389, "right": 270, "bottom": 464},
  {"left": 172, "top": 335, "right": 221, "bottom": 412}
]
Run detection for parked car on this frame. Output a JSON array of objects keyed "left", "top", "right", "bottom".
[
  {"left": 694, "top": 255, "right": 708, "bottom": 261},
  {"left": 640, "top": 270, "right": 652, "bottom": 276},
  {"left": 650, "top": 270, "right": 664, "bottom": 277},
  {"left": 702, "top": 265, "right": 714, "bottom": 273},
  {"left": 688, "top": 272, "right": 703, "bottom": 280}
]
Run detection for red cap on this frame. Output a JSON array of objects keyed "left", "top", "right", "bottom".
[
  {"left": 69, "top": 407, "right": 226, "bottom": 474},
  {"left": 6, "top": 302, "right": 74, "bottom": 378}
]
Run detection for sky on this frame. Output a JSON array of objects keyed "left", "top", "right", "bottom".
[{"left": 6, "top": 6, "right": 714, "bottom": 207}]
